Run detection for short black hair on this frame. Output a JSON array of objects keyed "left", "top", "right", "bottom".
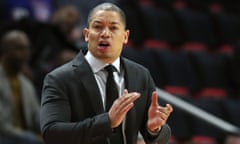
[{"left": 87, "top": 3, "right": 126, "bottom": 28}]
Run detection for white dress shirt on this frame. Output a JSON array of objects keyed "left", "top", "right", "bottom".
[{"left": 85, "top": 51, "right": 125, "bottom": 110}]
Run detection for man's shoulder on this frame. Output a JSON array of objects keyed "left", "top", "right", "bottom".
[
  {"left": 47, "top": 61, "right": 74, "bottom": 78},
  {"left": 122, "top": 57, "right": 149, "bottom": 72},
  {"left": 47, "top": 52, "right": 84, "bottom": 77}
]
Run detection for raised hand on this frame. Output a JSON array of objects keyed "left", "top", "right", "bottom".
[
  {"left": 108, "top": 89, "right": 140, "bottom": 128},
  {"left": 147, "top": 91, "right": 173, "bottom": 132}
]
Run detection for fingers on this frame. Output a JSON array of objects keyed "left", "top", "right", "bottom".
[
  {"left": 123, "top": 89, "right": 128, "bottom": 95},
  {"left": 111, "top": 89, "right": 140, "bottom": 113},
  {"left": 159, "top": 104, "right": 173, "bottom": 115},
  {"left": 151, "top": 91, "right": 159, "bottom": 107},
  {"left": 117, "top": 91, "right": 140, "bottom": 111},
  {"left": 151, "top": 91, "right": 173, "bottom": 113},
  {"left": 166, "top": 104, "right": 173, "bottom": 112},
  {"left": 109, "top": 90, "right": 140, "bottom": 128},
  {"left": 119, "top": 102, "right": 134, "bottom": 114},
  {"left": 156, "top": 104, "right": 173, "bottom": 122}
]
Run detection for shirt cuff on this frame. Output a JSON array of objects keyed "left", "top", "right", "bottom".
[{"left": 147, "top": 127, "right": 161, "bottom": 136}]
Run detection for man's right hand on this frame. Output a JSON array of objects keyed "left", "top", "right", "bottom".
[{"left": 108, "top": 89, "right": 140, "bottom": 128}]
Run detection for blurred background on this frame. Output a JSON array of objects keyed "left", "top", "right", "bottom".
[{"left": 0, "top": 0, "right": 240, "bottom": 144}]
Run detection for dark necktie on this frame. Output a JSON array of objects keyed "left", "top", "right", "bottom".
[
  {"left": 105, "top": 65, "right": 118, "bottom": 111},
  {"left": 105, "top": 65, "right": 123, "bottom": 144}
]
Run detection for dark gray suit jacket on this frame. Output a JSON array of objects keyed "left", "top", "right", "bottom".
[{"left": 40, "top": 51, "right": 171, "bottom": 144}]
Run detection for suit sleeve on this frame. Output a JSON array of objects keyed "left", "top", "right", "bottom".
[
  {"left": 40, "top": 74, "right": 112, "bottom": 144},
  {"left": 140, "top": 70, "right": 171, "bottom": 144}
]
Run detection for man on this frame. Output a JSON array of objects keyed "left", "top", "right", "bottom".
[
  {"left": 40, "top": 3, "right": 173, "bottom": 144},
  {"left": 0, "top": 30, "right": 42, "bottom": 144}
]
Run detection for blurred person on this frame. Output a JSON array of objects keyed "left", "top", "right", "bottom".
[
  {"left": 40, "top": 2, "right": 173, "bottom": 144},
  {"left": 32, "top": 5, "right": 80, "bottom": 95},
  {"left": 54, "top": 0, "right": 105, "bottom": 29},
  {"left": 50, "top": 5, "right": 81, "bottom": 42},
  {"left": 0, "top": 30, "right": 42, "bottom": 144},
  {"left": 34, "top": 5, "right": 80, "bottom": 63}
]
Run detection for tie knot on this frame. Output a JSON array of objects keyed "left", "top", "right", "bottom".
[{"left": 104, "top": 65, "right": 115, "bottom": 73}]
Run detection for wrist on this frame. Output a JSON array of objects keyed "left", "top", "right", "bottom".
[
  {"left": 148, "top": 126, "right": 161, "bottom": 133},
  {"left": 147, "top": 121, "right": 161, "bottom": 133}
]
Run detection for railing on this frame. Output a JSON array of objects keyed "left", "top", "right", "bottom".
[{"left": 156, "top": 88, "right": 240, "bottom": 135}]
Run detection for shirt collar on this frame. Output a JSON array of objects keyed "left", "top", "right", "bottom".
[{"left": 85, "top": 51, "right": 120, "bottom": 73}]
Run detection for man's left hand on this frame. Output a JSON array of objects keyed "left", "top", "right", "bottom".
[{"left": 147, "top": 91, "right": 173, "bottom": 132}]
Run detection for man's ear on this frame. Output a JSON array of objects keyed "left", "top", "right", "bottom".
[
  {"left": 124, "top": 30, "right": 130, "bottom": 44},
  {"left": 83, "top": 28, "right": 89, "bottom": 42}
]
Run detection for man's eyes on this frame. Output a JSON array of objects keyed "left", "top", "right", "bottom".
[
  {"left": 93, "top": 25, "right": 102, "bottom": 29},
  {"left": 110, "top": 26, "right": 119, "bottom": 30},
  {"left": 93, "top": 25, "right": 119, "bottom": 31}
]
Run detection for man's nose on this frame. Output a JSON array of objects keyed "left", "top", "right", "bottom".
[{"left": 101, "top": 28, "right": 111, "bottom": 37}]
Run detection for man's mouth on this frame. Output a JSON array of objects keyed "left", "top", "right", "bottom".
[{"left": 98, "top": 42, "right": 110, "bottom": 49}]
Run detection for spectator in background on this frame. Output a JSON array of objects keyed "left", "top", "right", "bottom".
[
  {"left": 50, "top": 5, "right": 81, "bottom": 43},
  {"left": 54, "top": 0, "right": 106, "bottom": 29},
  {"left": 32, "top": 5, "right": 80, "bottom": 95},
  {"left": 0, "top": 30, "right": 42, "bottom": 144}
]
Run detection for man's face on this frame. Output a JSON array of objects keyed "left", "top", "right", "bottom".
[
  {"left": 6, "top": 36, "right": 30, "bottom": 71},
  {"left": 84, "top": 10, "right": 129, "bottom": 63}
]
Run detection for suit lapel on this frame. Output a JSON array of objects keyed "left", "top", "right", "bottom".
[
  {"left": 73, "top": 53, "right": 104, "bottom": 114},
  {"left": 121, "top": 57, "right": 138, "bottom": 92}
]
